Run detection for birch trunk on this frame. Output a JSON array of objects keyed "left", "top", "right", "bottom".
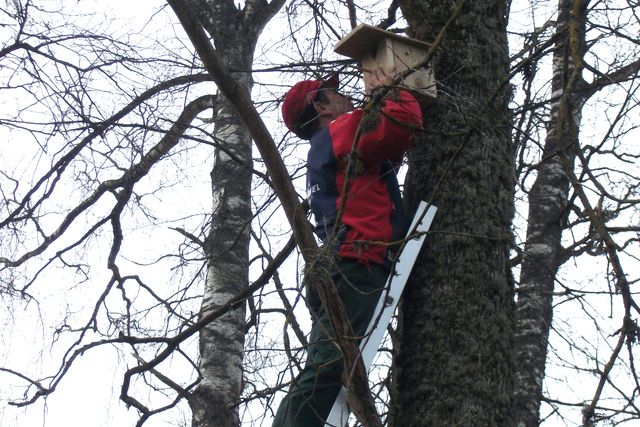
[
  {"left": 396, "top": 1, "right": 516, "bottom": 425},
  {"left": 186, "top": 2, "right": 284, "bottom": 426},
  {"left": 513, "top": 1, "right": 586, "bottom": 425}
]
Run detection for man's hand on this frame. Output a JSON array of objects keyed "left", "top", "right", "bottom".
[{"left": 368, "top": 67, "right": 394, "bottom": 90}]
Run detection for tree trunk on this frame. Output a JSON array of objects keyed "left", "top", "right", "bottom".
[
  {"left": 396, "top": 1, "right": 516, "bottom": 425},
  {"left": 186, "top": 2, "right": 283, "bottom": 426},
  {"left": 513, "top": 1, "right": 586, "bottom": 425},
  {"left": 190, "top": 92, "right": 252, "bottom": 427}
]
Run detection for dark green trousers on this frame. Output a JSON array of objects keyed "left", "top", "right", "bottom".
[{"left": 272, "top": 259, "right": 388, "bottom": 427}]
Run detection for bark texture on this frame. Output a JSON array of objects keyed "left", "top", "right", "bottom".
[
  {"left": 513, "top": 1, "right": 586, "bottom": 425},
  {"left": 187, "top": 2, "right": 284, "bottom": 427},
  {"left": 396, "top": 1, "right": 516, "bottom": 425}
]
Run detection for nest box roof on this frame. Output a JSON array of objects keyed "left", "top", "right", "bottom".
[{"left": 334, "top": 23, "right": 431, "bottom": 59}]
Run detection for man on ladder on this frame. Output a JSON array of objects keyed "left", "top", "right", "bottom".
[{"left": 273, "top": 68, "right": 423, "bottom": 427}]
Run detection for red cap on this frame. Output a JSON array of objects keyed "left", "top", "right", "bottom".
[{"left": 282, "top": 74, "right": 339, "bottom": 137}]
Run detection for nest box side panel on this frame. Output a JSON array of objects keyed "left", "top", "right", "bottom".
[
  {"left": 375, "top": 38, "right": 397, "bottom": 72},
  {"left": 382, "top": 39, "right": 437, "bottom": 100},
  {"left": 402, "top": 68, "right": 437, "bottom": 99},
  {"left": 389, "top": 39, "right": 429, "bottom": 71}
]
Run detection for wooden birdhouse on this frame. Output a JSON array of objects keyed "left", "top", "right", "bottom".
[{"left": 334, "top": 24, "right": 436, "bottom": 102}]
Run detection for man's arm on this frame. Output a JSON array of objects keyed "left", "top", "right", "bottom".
[
  {"left": 331, "top": 69, "right": 423, "bottom": 168},
  {"left": 329, "top": 68, "right": 423, "bottom": 169},
  {"left": 356, "top": 90, "right": 423, "bottom": 165}
]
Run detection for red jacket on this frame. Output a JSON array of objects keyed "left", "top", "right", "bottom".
[{"left": 307, "top": 90, "right": 422, "bottom": 265}]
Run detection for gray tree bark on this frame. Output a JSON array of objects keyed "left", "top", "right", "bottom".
[
  {"left": 513, "top": 1, "right": 586, "bottom": 425},
  {"left": 396, "top": 1, "right": 516, "bottom": 425},
  {"left": 186, "top": 2, "right": 284, "bottom": 427}
]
